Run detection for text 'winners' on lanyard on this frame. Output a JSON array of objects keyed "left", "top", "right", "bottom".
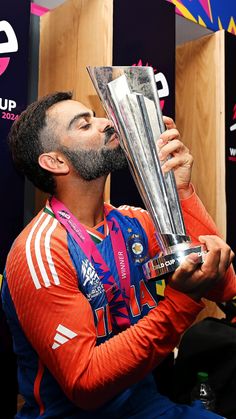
[{"left": 50, "top": 197, "right": 131, "bottom": 333}]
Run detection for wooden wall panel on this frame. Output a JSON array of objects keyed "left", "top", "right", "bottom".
[
  {"left": 176, "top": 31, "right": 226, "bottom": 238},
  {"left": 36, "top": 0, "right": 113, "bottom": 211},
  {"left": 39, "top": 0, "right": 112, "bottom": 110},
  {"left": 176, "top": 31, "right": 226, "bottom": 321}
]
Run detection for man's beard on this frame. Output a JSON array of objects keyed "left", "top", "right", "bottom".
[{"left": 59, "top": 141, "right": 127, "bottom": 181}]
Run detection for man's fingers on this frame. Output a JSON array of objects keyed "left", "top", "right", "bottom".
[
  {"left": 158, "top": 139, "right": 183, "bottom": 158},
  {"left": 168, "top": 235, "right": 233, "bottom": 300},
  {"left": 157, "top": 140, "right": 193, "bottom": 175},
  {"left": 171, "top": 253, "right": 201, "bottom": 283},
  {"left": 161, "top": 155, "right": 193, "bottom": 174},
  {"left": 158, "top": 129, "right": 180, "bottom": 146},
  {"left": 199, "top": 235, "right": 222, "bottom": 250},
  {"left": 199, "top": 235, "right": 234, "bottom": 274},
  {"left": 162, "top": 115, "right": 176, "bottom": 129},
  {"left": 200, "top": 247, "right": 221, "bottom": 279}
]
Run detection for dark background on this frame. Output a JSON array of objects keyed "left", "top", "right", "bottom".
[
  {"left": 225, "top": 31, "right": 236, "bottom": 270},
  {"left": 0, "top": 0, "right": 30, "bottom": 271},
  {"left": 111, "top": 0, "right": 175, "bottom": 208}
]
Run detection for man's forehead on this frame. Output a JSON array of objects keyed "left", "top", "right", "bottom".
[{"left": 48, "top": 99, "right": 91, "bottom": 117}]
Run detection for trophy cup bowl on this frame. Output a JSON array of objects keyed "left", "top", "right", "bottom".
[{"left": 87, "top": 66, "right": 205, "bottom": 280}]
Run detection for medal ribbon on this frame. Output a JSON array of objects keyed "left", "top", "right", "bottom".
[
  {"left": 104, "top": 208, "right": 130, "bottom": 304},
  {"left": 50, "top": 197, "right": 131, "bottom": 332}
]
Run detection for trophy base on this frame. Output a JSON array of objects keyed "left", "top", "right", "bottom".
[{"left": 143, "top": 245, "right": 206, "bottom": 280}]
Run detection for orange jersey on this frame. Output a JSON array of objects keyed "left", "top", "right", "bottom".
[{"left": 2, "top": 192, "right": 236, "bottom": 417}]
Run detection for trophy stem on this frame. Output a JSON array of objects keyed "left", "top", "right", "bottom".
[{"left": 137, "top": 95, "right": 177, "bottom": 234}]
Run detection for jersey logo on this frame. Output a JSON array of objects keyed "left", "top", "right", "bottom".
[
  {"left": 127, "top": 234, "right": 148, "bottom": 264},
  {"left": 81, "top": 258, "right": 104, "bottom": 301},
  {"left": 52, "top": 324, "right": 78, "bottom": 350}
]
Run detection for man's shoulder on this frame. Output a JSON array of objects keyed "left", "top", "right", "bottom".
[
  {"left": 5, "top": 208, "right": 76, "bottom": 289},
  {"left": 105, "top": 203, "right": 155, "bottom": 237},
  {"left": 7, "top": 208, "right": 67, "bottom": 261},
  {"left": 105, "top": 202, "right": 149, "bottom": 218}
]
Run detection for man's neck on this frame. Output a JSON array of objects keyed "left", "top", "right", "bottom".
[{"left": 54, "top": 176, "right": 107, "bottom": 228}]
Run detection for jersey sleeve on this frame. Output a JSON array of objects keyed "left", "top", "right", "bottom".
[
  {"left": 5, "top": 213, "right": 204, "bottom": 411},
  {"left": 181, "top": 188, "right": 221, "bottom": 242},
  {"left": 181, "top": 189, "right": 236, "bottom": 302}
]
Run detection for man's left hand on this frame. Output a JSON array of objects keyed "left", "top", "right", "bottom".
[{"left": 157, "top": 116, "right": 193, "bottom": 199}]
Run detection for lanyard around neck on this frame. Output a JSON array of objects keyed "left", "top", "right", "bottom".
[{"left": 50, "top": 197, "right": 131, "bottom": 332}]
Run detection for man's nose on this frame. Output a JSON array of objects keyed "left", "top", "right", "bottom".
[{"left": 96, "top": 117, "right": 114, "bottom": 132}]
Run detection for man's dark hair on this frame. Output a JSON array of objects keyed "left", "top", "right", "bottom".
[{"left": 8, "top": 91, "right": 72, "bottom": 194}]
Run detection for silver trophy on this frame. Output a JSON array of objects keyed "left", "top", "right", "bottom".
[{"left": 87, "top": 66, "right": 205, "bottom": 279}]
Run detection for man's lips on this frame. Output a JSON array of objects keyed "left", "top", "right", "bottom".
[{"left": 106, "top": 132, "right": 120, "bottom": 144}]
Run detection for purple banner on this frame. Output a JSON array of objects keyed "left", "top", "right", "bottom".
[{"left": 0, "top": 0, "right": 30, "bottom": 271}]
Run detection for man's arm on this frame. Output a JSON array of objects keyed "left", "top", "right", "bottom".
[
  {"left": 158, "top": 117, "right": 236, "bottom": 302},
  {"left": 181, "top": 191, "right": 236, "bottom": 302}
]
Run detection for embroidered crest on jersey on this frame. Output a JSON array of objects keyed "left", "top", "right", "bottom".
[
  {"left": 127, "top": 234, "right": 148, "bottom": 264},
  {"left": 81, "top": 259, "right": 104, "bottom": 301}
]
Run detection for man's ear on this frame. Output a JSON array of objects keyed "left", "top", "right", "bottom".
[{"left": 38, "top": 152, "right": 70, "bottom": 174}]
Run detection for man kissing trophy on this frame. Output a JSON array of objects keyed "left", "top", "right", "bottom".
[{"left": 87, "top": 66, "right": 205, "bottom": 280}]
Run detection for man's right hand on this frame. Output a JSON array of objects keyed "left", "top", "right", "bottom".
[{"left": 169, "top": 235, "right": 234, "bottom": 301}]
